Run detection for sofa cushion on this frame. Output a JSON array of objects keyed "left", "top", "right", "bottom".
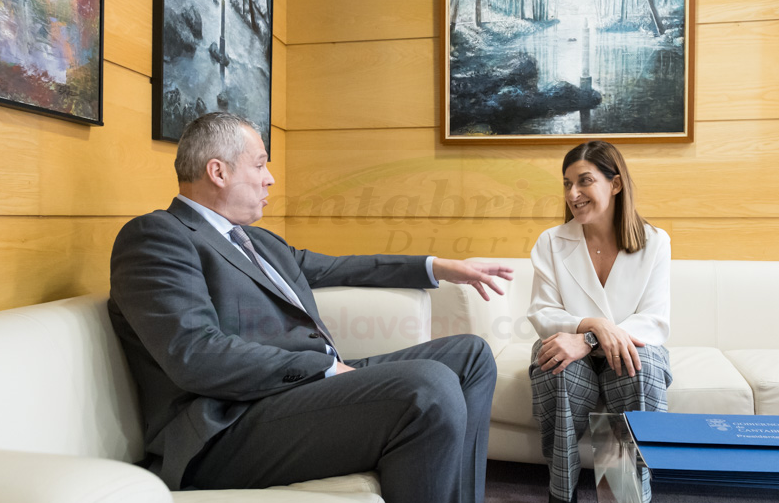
[
  {"left": 269, "top": 472, "right": 381, "bottom": 494},
  {"left": 0, "top": 295, "right": 144, "bottom": 462},
  {"left": 667, "top": 347, "right": 754, "bottom": 414},
  {"left": 314, "top": 287, "right": 431, "bottom": 360},
  {"left": 724, "top": 350, "right": 779, "bottom": 415},
  {"left": 491, "top": 342, "right": 536, "bottom": 428}
]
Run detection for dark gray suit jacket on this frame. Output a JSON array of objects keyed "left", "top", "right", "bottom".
[{"left": 108, "top": 198, "right": 433, "bottom": 489}]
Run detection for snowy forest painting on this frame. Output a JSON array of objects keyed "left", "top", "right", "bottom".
[
  {"left": 443, "top": 0, "right": 693, "bottom": 143},
  {"left": 0, "top": 0, "right": 103, "bottom": 125},
  {"left": 152, "top": 0, "right": 272, "bottom": 145}
]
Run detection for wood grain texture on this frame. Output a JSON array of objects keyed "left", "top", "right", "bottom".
[
  {"left": 282, "top": 216, "right": 779, "bottom": 261},
  {"left": 272, "top": 40, "right": 287, "bottom": 131},
  {"left": 696, "top": 20, "right": 779, "bottom": 121},
  {"left": 287, "top": 39, "right": 437, "bottom": 130},
  {"left": 104, "top": 0, "right": 153, "bottom": 75},
  {"left": 0, "top": 217, "right": 129, "bottom": 311},
  {"left": 284, "top": 217, "right": 555, "bottom": 259},
  {"left": 35, "top": 62, "right": 179, "bottom": 216},
  {"left": 287, "top": 0, "right": 437, "bottom": 44},
  {"left": 698, "top": 0, "right": 779, "bottom": 24},
  {"left": 274, "top": 0, "right": 288, "bottom": 44},
  {"left": 266, "top": 126, "right": 286, "bottom": 216},
  {"left": 285, "top": 120, "right": 779, "bottom": 219},
  {"left": 0, "top": 215, "right": 285, "bottom": 311}
]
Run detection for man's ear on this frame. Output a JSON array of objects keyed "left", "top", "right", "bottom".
[
  {"left": 611, "top": 174, "right": 623, "bottom": 195},
  {"left": 205, "top": 159, "right": 228, "bottom": 187}
]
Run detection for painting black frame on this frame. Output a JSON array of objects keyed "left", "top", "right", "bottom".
[
  {"left": 0, "top": 0, "right": 104, "bottom": 126},
  {"left": 441, "top": 0, "right": 694, "bottom": 145},
  {"left": 152, "top": 0, "right": 273, "bottom": 151}
]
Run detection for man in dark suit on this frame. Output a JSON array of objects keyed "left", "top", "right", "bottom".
[{"left": 108, "top": 112, "right": 513, "bottom": 503}]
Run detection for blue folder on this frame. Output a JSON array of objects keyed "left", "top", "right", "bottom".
[
  {"left": 625, "top": 411, "right": 779, "bottom": 447},
  {"left": 624, "top": 411, "right": 779, "bottom": 488}
]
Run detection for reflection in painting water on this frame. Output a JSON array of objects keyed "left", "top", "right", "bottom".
[{"left": 448, "top": 0, "right": 686, "bottom": 136}]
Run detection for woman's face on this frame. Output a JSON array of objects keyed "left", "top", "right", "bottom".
[{"left": 563, "top": 160, "right": 621, "bottom": 226}]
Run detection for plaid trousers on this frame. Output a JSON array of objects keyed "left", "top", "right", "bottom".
[{"left": 529, "top": 340, "right": 672, "bottom": 502}]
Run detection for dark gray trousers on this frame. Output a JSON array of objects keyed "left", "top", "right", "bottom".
[{"left": 185, "top": 334, "right": 497, "bottom": 503}]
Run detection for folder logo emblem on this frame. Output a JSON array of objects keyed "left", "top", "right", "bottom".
[{"left": 706, "top": 418, "right": 731, "bottom": 431}]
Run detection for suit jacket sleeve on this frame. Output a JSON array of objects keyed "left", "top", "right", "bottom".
[{"left": 527, "top": 230, "right": 585, "bottom": 339}]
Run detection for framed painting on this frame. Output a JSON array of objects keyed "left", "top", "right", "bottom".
[
  {"left": 0, "top": 0, "right": 104, "bottom": 126},
  {"left": 152, "top": 0, "right": 273, "bottom": 150},
  {"left": 441, "top": 0, "right": 694, "bottom": 144}
]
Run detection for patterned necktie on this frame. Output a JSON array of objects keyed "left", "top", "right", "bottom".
[{"left": 229, "top": 226, "right": 340, "bottom": 361}]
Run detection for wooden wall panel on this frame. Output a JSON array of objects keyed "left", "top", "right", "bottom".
[
  {"left": 284, "top": 0, "right": 779, "bottom": 264},
  {"left": 283, "top": 216, "right": 779, "bottom": 262},
  {"left": 284, "top": 217, "right": 556, "bottom": 259},
  {"left": 0, "top": 217, "right": 129, "bottom": 311},
  {"left": 286, "top": 120, "right": 779, "bottom": 219},
  {"left": 287, "top": 39, "right": 437, "bottom": 130},
  {"left": 274, "top": 0, "right": 288, "bottom": 44},
  {"left": 286, "top": 19, "right": 779, "bottom": 130},
  {"left": 272, "top": 40, "right": 288, "bottom": 131},
  {"left": 698, "top": 0, "right": 779, "bottom": 24},
  {"left": 696, "top": 20, "right": 779, "bottom": 121},
  {"left": 104, "top": 0, "right": 153, "bottom": 75},
  {"left": 287, "top": 0, "right": 437, "bottom": 44}
]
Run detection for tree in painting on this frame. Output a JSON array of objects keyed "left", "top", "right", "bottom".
[{"left": 448, "top": 0, "right": 686, "bottom": 136}]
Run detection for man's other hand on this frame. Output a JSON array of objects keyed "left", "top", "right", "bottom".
[{"left": 432, "top": 259, "right": 514, "bottom": 301}]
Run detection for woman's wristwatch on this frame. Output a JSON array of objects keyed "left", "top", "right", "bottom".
[{"left": 583, "top": 331, "right": 600, "bottom": 351}]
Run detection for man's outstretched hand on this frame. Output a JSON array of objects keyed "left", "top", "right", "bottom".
[{"left": 432, "top": 259, "right": 514, "bottom": 301}]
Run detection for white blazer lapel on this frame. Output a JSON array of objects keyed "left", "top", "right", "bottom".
[{"left": 559, "top": 222, "right": 614, "bottom": 320}]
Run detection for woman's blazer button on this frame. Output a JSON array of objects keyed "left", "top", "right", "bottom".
[{"left": 308, "top": 333, "right": 320, "bottom": 338}]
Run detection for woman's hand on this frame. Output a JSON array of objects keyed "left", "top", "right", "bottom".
[
  {"left": 580, "top": 318, "right": 645, "bottom": 377},
  {"left": 537, "top": 332, "right": 592, "bottom": 375}
]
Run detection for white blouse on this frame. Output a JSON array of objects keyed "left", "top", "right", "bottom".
[{"left": 527, "top": 220, "right": 671, "bottom": 346}]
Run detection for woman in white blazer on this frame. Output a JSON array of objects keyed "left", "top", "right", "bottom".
[{"left": 527, "top": 141, "right": 672, "bottom": 503}]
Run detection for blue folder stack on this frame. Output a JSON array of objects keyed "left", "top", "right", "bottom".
[{"left": 624, "top": 411, "right": 779, "bottom": 489}]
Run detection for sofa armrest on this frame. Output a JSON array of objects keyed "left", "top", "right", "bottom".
[
  {"left": 313, "top": 287, "right": 431, "bottom": 360},
  {"left": 0, "top": 450, "right": 172, "bottom": 503}
]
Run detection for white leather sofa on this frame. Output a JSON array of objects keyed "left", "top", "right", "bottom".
[
  {"left": 0, "top": 287, "right": 432, "bottom": 503},
  {"left": 428, "top": 258, "right": 779, "bottom": 467},
  {"left": 2, "top": 259, "right": 778, "bottom": 501}
]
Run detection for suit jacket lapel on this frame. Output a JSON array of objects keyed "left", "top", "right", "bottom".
[
  {"left": 248, "top": 231, "right": 333, "bottom": 339},
  {"left": 559, "top": 221, "right": 614, "bottom": 320},
  {"left": 166, "top": 199, "right": 291, "bottom": 304}
]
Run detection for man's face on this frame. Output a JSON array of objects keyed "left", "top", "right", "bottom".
[{"left": 220, "top": 127, "right": 274, "bottom": 225}]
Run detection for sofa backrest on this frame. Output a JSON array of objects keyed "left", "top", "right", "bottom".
[
  {"left": 0, "top": 294, "right": 144, "bottom": 462},
  {"left": 0, "top": 287, "right": 431, "bottom": 461},
  {"left": 429, "top": 258, "right": 779, "bottom": 352}
]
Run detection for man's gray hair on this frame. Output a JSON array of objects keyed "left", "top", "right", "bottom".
[{"left": 174, "top": 112, "right": 262, "bottom": 183}]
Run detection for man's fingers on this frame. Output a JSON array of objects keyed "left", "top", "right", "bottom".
[{"left": 471, "top": 281, "right": 490, "bottom": 301}]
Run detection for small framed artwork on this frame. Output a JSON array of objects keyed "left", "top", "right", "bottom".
[
  {"left": 441, "top": 0, "right": 694, "bottom": 144},
  {"left": 152, "top": 0, "right": 273, "bottom": 150},
  {"left": 0, "top": 0, "right": 104, "bottom": 126}
]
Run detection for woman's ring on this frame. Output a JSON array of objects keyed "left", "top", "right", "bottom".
[
  {"left": 552, "top": 356, "right": 560, "bottom": 363},
  {"left": 613, "top": 355, "right": 621, "bottom": 358}
]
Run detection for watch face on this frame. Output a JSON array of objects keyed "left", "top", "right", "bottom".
[{"left": 584, "top": 332, "right": 598, "bottom": 347}]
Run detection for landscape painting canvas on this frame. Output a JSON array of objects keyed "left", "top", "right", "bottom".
[
  {"left": 153, "top": 0, "right": 273, "bottom": 148},
  {"left": 442, "top": 0, "right": 693, "bottom": 143},
  {"left": 0, "top": 0, "right": 104, "bottom": 125}
]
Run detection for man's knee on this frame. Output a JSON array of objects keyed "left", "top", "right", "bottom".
[{"left": 403, "top": 360, "right": 468, "bottom": 432}]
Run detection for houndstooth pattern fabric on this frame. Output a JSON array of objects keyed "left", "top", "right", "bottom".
[{"left": 529, "top": 340, "right": 672, "bottom": 502}]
